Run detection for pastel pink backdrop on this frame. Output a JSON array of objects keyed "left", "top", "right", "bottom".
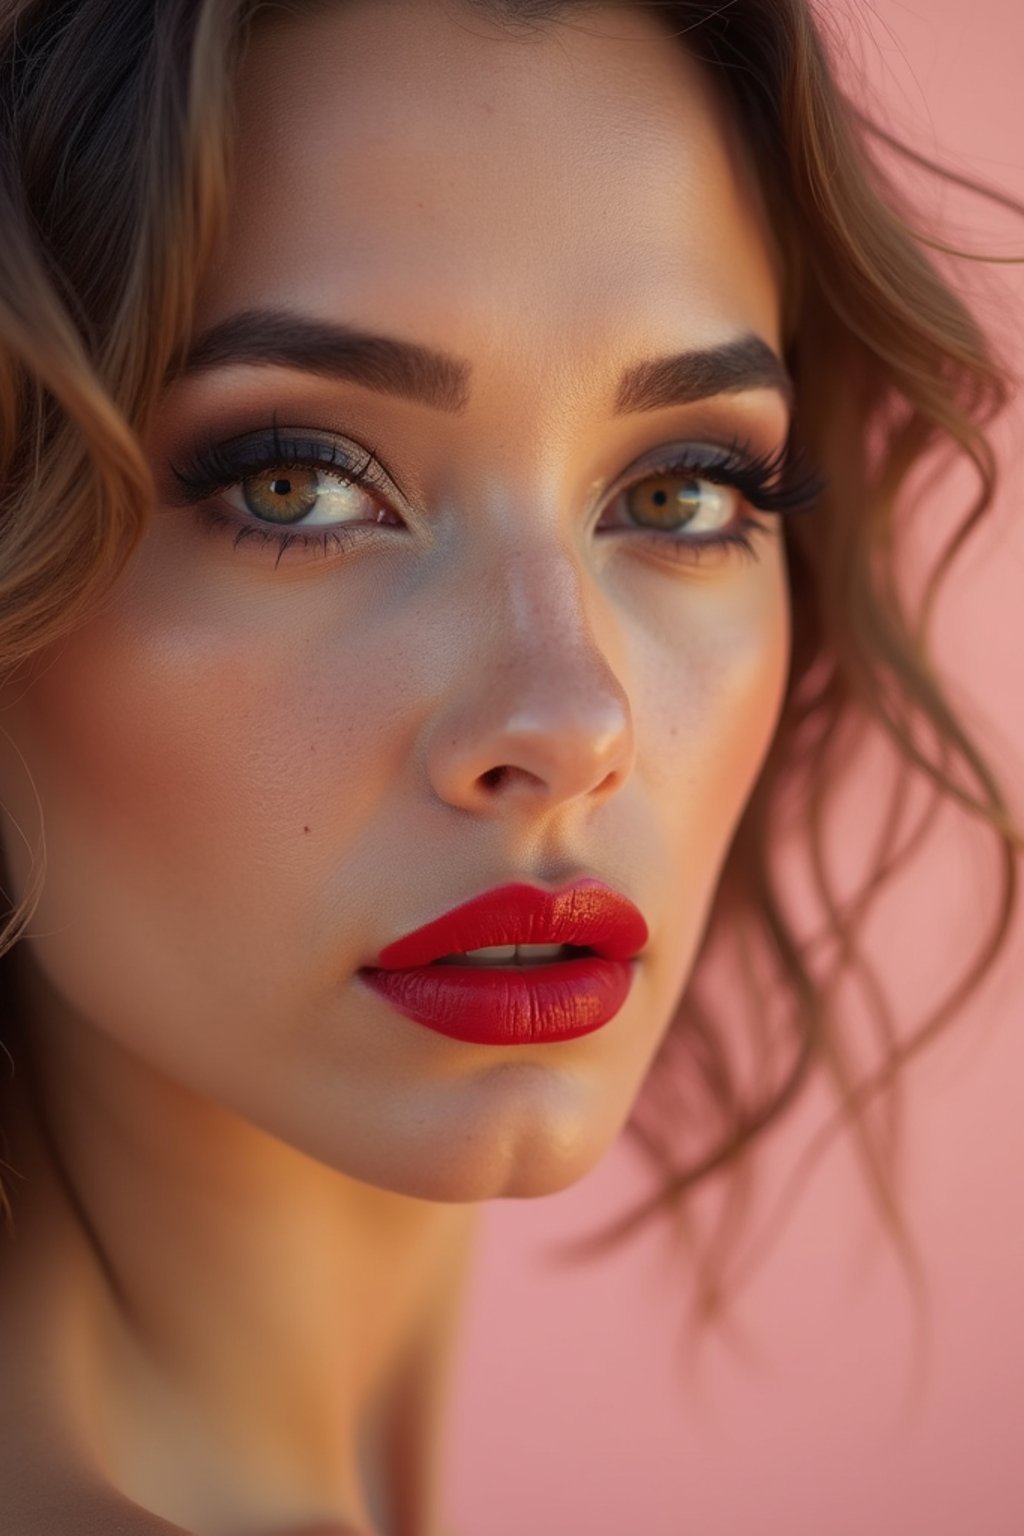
[{"left": 443, "top": 3, "right": 1024, "bottom": 1533}]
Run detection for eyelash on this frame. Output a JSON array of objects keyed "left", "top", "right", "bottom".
[{"left": 170, "top": 424, "right": 826, "bottom": 571}]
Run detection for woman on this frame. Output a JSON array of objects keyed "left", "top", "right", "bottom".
[{"left": 0, "top": 1, "right": 1019, "bottom": 1532}]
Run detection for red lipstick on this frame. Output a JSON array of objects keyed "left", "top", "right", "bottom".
[{"left": 357, "top": 879, "right": 648, "bottom": 1046}]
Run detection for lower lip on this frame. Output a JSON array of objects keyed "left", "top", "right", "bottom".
[{"left": 357, "top": 957, "right": 637, "bottom": 1046}]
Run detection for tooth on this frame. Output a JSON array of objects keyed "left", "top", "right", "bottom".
[
  {"left": 433, "top": 943, "right": 576, "bottom": 968},
  {"left": 462, "top": 944, "right": 569, "bottom": 960}
]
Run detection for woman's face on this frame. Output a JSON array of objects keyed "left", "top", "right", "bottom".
[{"left": 0, "top": 0, "right": 791, "bottom": 1199}]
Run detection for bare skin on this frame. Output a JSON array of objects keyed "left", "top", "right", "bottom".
[{"left": 0, "top": 1, "right": 792, "bottom": 1532}]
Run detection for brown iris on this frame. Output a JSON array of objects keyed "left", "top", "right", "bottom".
[
  {"left": 242, "top": 466, "right": 319, "bottom": 525},
  {"left": 626, "top": 473, "right": 705, "bottom": 529}
]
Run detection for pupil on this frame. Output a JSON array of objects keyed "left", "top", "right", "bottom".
[{"left": 243, "top": 465, "right": 320, "bottom": 524}]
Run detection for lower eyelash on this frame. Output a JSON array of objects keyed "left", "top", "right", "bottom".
[
  {"left": 667, "top": 516, "right": 774, "bottom": 567},
  {"left": 187, "top": 430, "right": 820, "bottom": 569},
  {"left": 196, "top": 501, "right": 777, "bottom": 569},
  {"left": 197, "top": 506, "right": 363, "bottom": 566}
]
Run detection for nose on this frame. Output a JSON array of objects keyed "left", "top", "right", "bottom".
[{"left": 423, "top": 540, "right": 636, "bottom": 817}]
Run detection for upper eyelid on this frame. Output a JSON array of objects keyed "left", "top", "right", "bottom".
[
  {"left": 170, "top": 430, "right": 395, "bottom": 490},
  {"left": 172, "top": 427, "right": 776, "bottom": 479},
  {"left": 167, "top": 423, "right": 799, "bottom": 518}
]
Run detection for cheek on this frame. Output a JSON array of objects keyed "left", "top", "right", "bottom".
[
  {"left": 10, "top": 636, "right": 275, "bottom": 907},
  {"left": 703, "top": 583, "right": 789, "bottom": 830},
  {"left": 0, "top": 529, "right": 789, "bottom": 1058},
  {"left": 0, "top": 576, "right": 384, "bottom": 1010},
  {"left": 654, "top": 549, "right": 789, "bottom": 822},
  {"left": 638, "top": 559, "right": 790, "bottom": 1020}
]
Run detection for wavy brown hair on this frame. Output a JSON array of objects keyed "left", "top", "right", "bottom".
[{"left": 1, "top": 0, "right": 1021, "bottom": 1373}]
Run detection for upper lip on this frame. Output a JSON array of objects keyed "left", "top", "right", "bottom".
[{"left": 364, "top": 879, "right": 649, "bottom": 970}]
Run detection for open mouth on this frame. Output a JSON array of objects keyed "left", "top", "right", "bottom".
[{"left": 429, "top": 943, "right": 596, "bottom": 968}]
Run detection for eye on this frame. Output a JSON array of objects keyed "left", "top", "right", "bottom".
[
  {"left": 223, "top": 463, "right": 384, "bottom": 527},
  {"left": 593, "top": 439, "right": 825, "bottom": 568},
  {"left": 172, "top": 425, "right": 825, "bottom": 570},
  {"left": 598, "top": 463, "right": 770, "bottom": 570},
  {"left": 614, "top": 470, "right": 738, "bottom": 536},
  {"left": 168, "top": 427, "right": 405, "bottom": 560}
]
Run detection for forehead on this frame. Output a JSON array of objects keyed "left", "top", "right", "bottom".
[{"left": 197, "top": 0, "right": 782, "bottom": 410}]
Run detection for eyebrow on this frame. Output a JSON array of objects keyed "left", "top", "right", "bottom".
[{"left": 174, "top": 308, "right": 793, "bottom": 416}]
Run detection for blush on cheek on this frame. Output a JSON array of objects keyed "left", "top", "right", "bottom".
[
  {"left": 2, "top": 596, "right": 322, "bottom": 957},
  {"left": 23, "top": 652, "right": 249, "bottom": 878},
  {"left": 0, "top": 612, "right": 334, "bottom": 1069}
]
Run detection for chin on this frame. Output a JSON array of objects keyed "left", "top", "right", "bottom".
[
  {"left": 356, "top": 1148, "right": 610, "bottom": 1204},
  {"left": 329, "top": 1082, "right": 624, "bottom": 1204}
]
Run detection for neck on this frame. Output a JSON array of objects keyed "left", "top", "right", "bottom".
[{"left": 0, "top": 958, "right": 478, "bottom": 1536}]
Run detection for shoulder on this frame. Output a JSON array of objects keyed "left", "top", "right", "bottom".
[
  {"left": 0, "top": 1479, "right": 192, "bottom": 1536},
  {"left": 3, "top": 1510, "right": 191, "bottom": 1536}
]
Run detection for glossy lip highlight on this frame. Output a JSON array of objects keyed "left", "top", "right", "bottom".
[
  {"left": 363, "top": 879, "right": 649, "bottom": 970},
  {"left": 357, "top": 955, "right": 640, "bottom": 1046},
  {"left": 356, "top": 880, "right": 649, "bottom": 1046}
]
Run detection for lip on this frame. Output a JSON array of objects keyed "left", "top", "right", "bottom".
[
  {"left": 357, "top": 879, "right": 648, "bottom": 1047},
  {"left": 364, "top": 879, "right": 649, "bottom": 969}
]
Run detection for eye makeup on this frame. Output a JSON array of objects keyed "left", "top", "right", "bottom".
[{"left": 168, "top": 420, "right": 826, "bottom": 571}]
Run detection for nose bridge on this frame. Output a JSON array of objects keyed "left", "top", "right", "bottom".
[
  {"left": 443, "top": 411, "right": 631, "bottom": 671},
  {"left": 457, "top": 485, "right": 632, "bottom": 724},
  {"left": 422, "top": 480, "right": 637, "bottom": 814},
  {"left": 465, "top": 473, "right": 609, "bottom": 667}
]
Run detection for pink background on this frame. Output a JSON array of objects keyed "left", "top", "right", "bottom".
[{"left": 444, "top": 3, "right": 1024, "bottom": 1533}]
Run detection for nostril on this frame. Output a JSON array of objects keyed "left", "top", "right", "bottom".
[{"left": 481, "top": 766, "right": 509, "bottom": 789}]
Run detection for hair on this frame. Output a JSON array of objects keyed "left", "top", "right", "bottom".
[{"left": 1, "top": 0, "right": 1022, "bottom": 1378}]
